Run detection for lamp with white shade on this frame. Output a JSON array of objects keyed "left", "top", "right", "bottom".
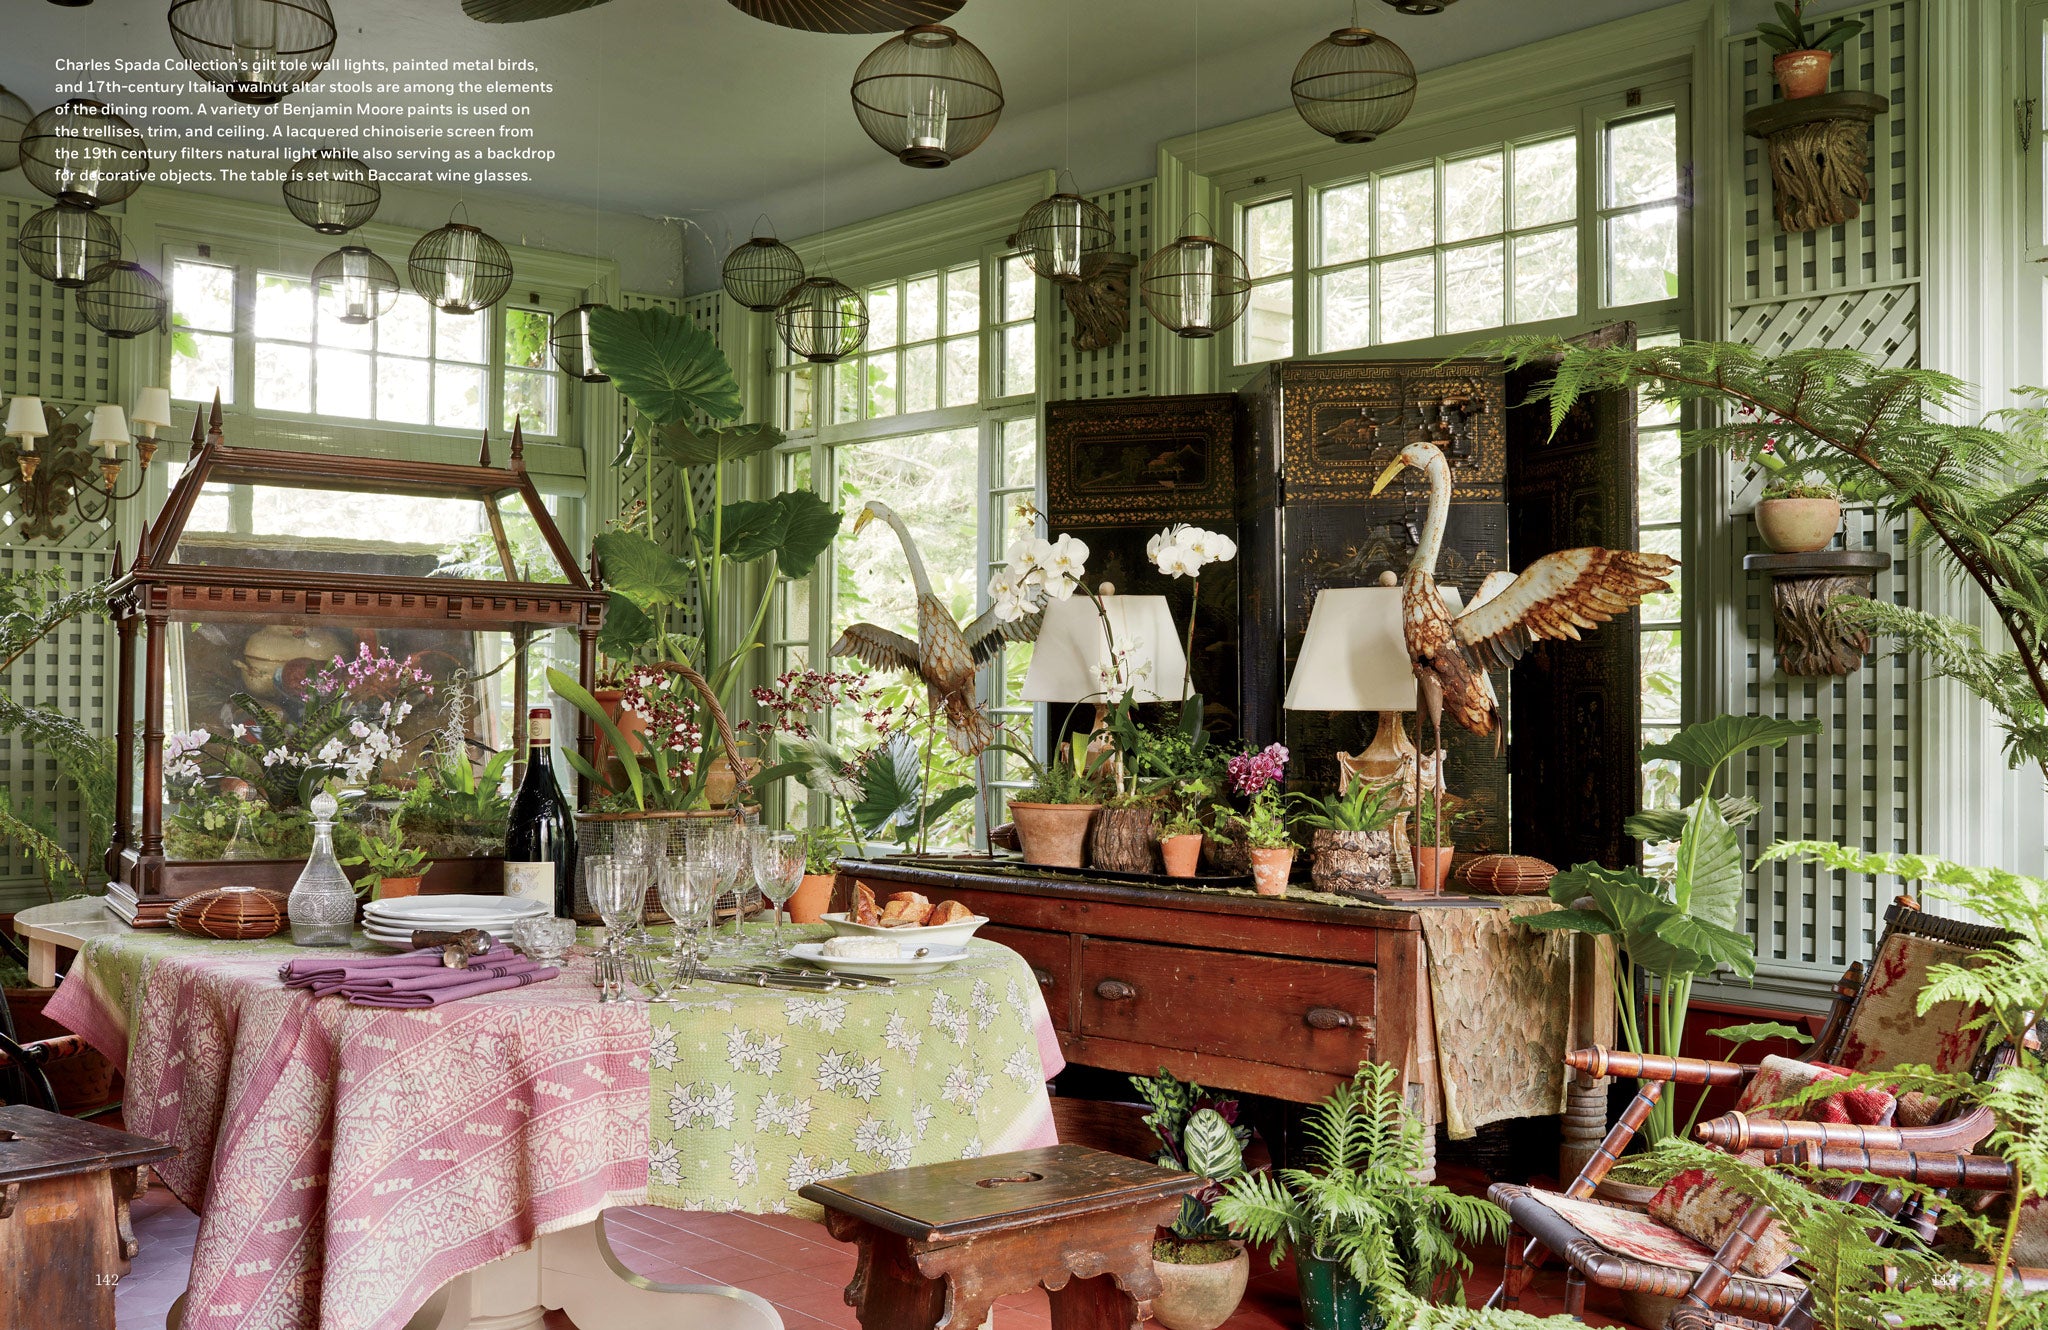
[{"left": 1019, "top": 588, "right": 1189, "bottom": 712}]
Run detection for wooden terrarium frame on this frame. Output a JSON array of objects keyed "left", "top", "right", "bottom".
[{"left": 103, "top": 400, "right": 607, "bottom": 927}]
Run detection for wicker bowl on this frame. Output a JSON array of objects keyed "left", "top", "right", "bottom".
[
  {"left": 1457, "top": 854, "right": 1558, "bottom": 897},
  {"left": 170, "top": 886, "right": 292, "bottom": 940}
]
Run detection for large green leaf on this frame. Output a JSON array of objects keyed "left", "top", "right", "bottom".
[
  {"left": 1655, "top": 911, "right": 1758, "bottom": 979},
  {"left": 593, "top": 530, "right": 690, "bottom": 608},
  {"left": 1672, "top": 792, "right": 1744, "bottom": 927},
  {"left": 546, "top": 666, "right": 645, "bottom": 808},
  {"left": 1625, "top": 794, "right": 1759, "bottom": 842},
  {"left": 587, "top": 306, "right": 742, "bottom": 426},
  {"left": 1521, "top": 907, "right": 1619, "bottom": 937},
  {"left": 1642, "top": 716, "right": 1820, "bottom": 781},
  {"left": 718, "top": 499, "right": 789, "bottom": 565},
  {"left": 851, "top": 733, "right": 923, "bottom": 833},
  {"left": 775, "top": 489, "right": 842, "bottom": 580},
  {"left": 656, "top": 420, "right": 785, "bottom": 469},
  {"left": 596, "top": 592, "right": 655, "bottom": 662}
]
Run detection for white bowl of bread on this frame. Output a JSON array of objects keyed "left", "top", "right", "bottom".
[{"left": 823, "top": 885, "right": 987, "bottom": 947}]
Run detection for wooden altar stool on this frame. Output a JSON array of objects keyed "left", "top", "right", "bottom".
[{"left": 801, "top": 1145, "right": 1200, "bottom": 1330}]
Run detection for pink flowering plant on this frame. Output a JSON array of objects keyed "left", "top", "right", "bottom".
[{"left": 1226, "top": 743, "right": 1289, "bottom": 798}]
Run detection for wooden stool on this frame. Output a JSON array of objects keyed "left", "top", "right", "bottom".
[
  {"left": 800, "top": 1143, "right": 1199, "bottom": 1330},
  {"left": 0, "top": 1104, "right": 176, "bottom": 1330}
]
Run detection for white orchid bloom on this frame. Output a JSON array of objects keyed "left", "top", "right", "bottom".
[
  {"left": 1155, "top": 544, "right": 1202, "bottom": 579},
  {"left": 1045, "top": 533, "right": 1088, "bottom": 580},
  {"left": 1182, "top": 527, "right": 1236, "bottom": 564}
]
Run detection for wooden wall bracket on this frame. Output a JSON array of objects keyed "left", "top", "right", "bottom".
[
  {"left": 1742, "top": 90, "right": 1890, "bottom": 233},
  {"left": 1743, "top": 550, "right": 1893, "bottom": 676}
]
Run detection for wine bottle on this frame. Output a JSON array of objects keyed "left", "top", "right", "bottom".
[{"left": 505, "top": 706, "right": 576, "bottom": 917}]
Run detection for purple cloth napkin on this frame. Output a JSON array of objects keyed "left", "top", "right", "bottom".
[
  {"left": 343, "top": 964, "right": 560, "bottom": 1007},
  {"left": 278, "top": 946, "right": 546, "bottom": 1009}
]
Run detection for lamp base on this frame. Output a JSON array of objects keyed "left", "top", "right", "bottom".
[{"left": 1337, "top": 711, "right": 1450, "bottom": 878}]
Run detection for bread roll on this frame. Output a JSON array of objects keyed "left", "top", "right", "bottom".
[
  {"left": 927, "top": 900, "right": 974, "bottom": 926},
  {"left": 854, "top": 883, "right": 881, "bottom": 927},
  {"left": 881, "top": 891, "right": 933, "bottom": 926}
]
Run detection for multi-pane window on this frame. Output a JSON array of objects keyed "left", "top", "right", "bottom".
[
  {"left": 1240, "top": 198, "right": 1295, "bottom": 364},
  {"left": 167, "top": 254, "right": 566, "bottom": 438},
  {"left": 1602, "top": 110, "right": 1681, "bottom": 307},
  {"left": 769, "top": 252, "right": 1038, "bottom": 845},
  {"left": 1637, "top": 332, "right": 1684, "bottom": 816}
]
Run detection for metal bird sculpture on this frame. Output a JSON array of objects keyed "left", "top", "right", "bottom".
[
  {"left": 829, "top": 501, "right": 1040, "bottom": 757},
  {"left": 1371, "top": 439, "right": 1677, "bottom": 739}
]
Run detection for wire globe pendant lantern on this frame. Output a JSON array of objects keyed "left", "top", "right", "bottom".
[
  {"left": 1381, "top": 0, "right": 1459, "bottom": 12},
  {"left": 1291, "top": 26, "right": 1418, "bottom": 144},
  {"left": 409, "top": 209, "right": 514, "bottom": 315},
  {"left": 722, "top": 234, "right": 806, "bottom": 312},
  {"left": 19, "top": 101, "right": 151, "bottom": 209},
  {"left": 850, "top": 25, "right": 1003, "bottom": 168},
  {"left": 549, "top": 303, "right": 611, "bottom": 382},
  {"left": 0, "top": 85, "right": 32, "bottom": 174},
  {"left": 1015, "top": 189, "right": 1113, "bottom": 285},
  {"left": 1139, "top": 227, "right": 1251, "bottom": 340},
  {"left": 19, "top": 205, "right": 121, "bottom": 289},
  {"left": 313, "top": 246, "right": 400, "bottom": 325},
  {"left": 775, "top": 276, "right": 869, "bottom": 364},
  {"left": 77, "top": 261, "right": 168, "bottom": 340},
  {"left": 283, "top": 148, "right": 380, "bottom": 234},
  {"left": 167, "top": 0, "right": 338, "bottom": 105}
]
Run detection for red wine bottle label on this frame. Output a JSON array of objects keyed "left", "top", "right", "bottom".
[
  {"left": 504, "top": 862, "right": 555, "bottom": 912},
  {"left": 529, "top": 708, "right": 551, "bottom": 747}
]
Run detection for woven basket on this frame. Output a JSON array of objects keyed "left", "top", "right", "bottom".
[
  {"left": 170, "top": 886, "right": 292, "bottom": 939},
  {"left": 1457, "top": 853, "right": 1558, "bottom": 897}
]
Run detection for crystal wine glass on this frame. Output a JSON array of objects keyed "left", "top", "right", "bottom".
[
  {"left": 658, "top": 851, "right": 716, "bottom": 994},
  {"left": 754, "top": 832, "right": 806, "bottom": 952},
  {"left": 585, "top": 855, "right": 640, "bottom": 966}
]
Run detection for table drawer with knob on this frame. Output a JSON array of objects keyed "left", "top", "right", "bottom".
[
  {"left": 979, "top": 925, "right": 1073, "bottom": 1032},
  {"left": 1077, "top": 938, "right": 1375, "bottom": 1074}
]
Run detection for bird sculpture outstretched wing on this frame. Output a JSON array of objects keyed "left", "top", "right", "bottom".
[
  {"left": 1453, "top": 548, "right": 1677, "bottom": 672},
  {"left": 828, "top": 623, "right": 921, "bottom": 674},
  {"left": 961, "top": 605, "right": 1044, "bottom": 666}
]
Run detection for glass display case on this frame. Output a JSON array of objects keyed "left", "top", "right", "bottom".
[{"left": 104, "top": 402, "right": 606, "bottom": 927}]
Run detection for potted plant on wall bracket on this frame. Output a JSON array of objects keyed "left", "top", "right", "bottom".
[
  {"left": 1758, "top": 1, "right": 1864, "bottom": 100},
  {"left": 1753, "top": 471, "right": 1843, "bottom": 553},
  {"left": 1131, "top": 1069, "right": 1257, "bottom": 1330},
  {"left": 1291, "top": 778, "right": 1404, "bottom": 898}
]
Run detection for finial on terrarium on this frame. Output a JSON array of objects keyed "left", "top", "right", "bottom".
[
  {"left": 189, "top": 403, "right": 205, "bottom": 447},
  {"left": 109, "top": 541, "right": 125, "bottom": 578},
  {"left": 588, "top": 548, "right": 604, "bottom": 589},
  {"left": 207, "top": 391, "right": 224, "bottom": 443},
  {"left": 510, "top": 415, "right": 524, "bottom": 464},
  {"left": 477, "top": 429, "right": 492, "bottom": 468}
]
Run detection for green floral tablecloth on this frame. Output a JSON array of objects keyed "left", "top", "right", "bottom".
[{"left": 644, "top": 923, "right": 1063, "bottom": 1216}]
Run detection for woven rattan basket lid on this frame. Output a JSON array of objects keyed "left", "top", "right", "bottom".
[
  {"left": 1456, "top": 854, "right": 1557, "bottom": 897},
  {"left": 170, "top": 886, "right": 292, "bottom": 940}
]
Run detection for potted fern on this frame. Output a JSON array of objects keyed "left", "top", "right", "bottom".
[
  {"left": 1238, "top": 791, "right": 1295, "bottom": 896},
  {"left": 1132, "top": 1070, "right": 1255, "bottom": 1330},
  {"left": 1291, "top": 779, "right": 1403, "bottom": 897},
  {"left": 1212, "top": 1062, "right": 1507, "bottom": 1330},
  {"left": 1008, "top": 733, "right": 1114, "bottom": 868},
  {"left": 339, "top": 819, "right": 429, "bottom": 900}
]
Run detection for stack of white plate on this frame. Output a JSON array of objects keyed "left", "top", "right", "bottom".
[{"left": 361, "top": 894, "right": 549, "bottom": 949}]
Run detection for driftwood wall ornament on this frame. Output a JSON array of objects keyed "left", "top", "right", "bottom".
[
  {"left": 1742, "top": 90, "right": 1890, "bottom": 234},
  {"left": 1743, "top": 550, "right": 1892, "bottom": 675},
  {"left": 1061, "top": 252, "right": 1137, "bottom": 353}
]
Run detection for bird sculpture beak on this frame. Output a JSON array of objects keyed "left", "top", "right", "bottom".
[
  {"left": 852, "top": 506, "right": 875, "bottom": 535},
  {"left": 1370, "top": 459, "right": 1407, "bottom": 497}
]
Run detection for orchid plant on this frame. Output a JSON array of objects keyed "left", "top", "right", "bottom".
[
  {"left": 988, "top": 530, "right": 1089, "bottom": 623},
  {"left": 1148, "top": 523, "right": 1237, "bottom": 707}
]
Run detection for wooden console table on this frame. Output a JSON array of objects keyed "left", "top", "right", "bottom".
[{"left": 833, "top": 859, "right": 1612, "bottom": 1181}]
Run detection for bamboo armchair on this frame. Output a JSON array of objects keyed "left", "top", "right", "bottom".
[{"left": 1487, "top": 899, "right": 2015, "bottom": 1323}]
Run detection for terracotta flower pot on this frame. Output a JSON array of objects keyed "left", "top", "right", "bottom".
[
  {"left": 788, "top": 872, "right": 835, "bottom": 924},
  {"left": 1090, "top": 806, "right": 1159, "bottom": 875},
  {"left": 1754, "top": 496, "right": 1842, "bottom": 553},
  {"left": 1309, "top": 828, "right": 1395, "bottom": 897},
  {"left": 375, "top": 875, "right": 423, "bottom": 900},
  {"left": 1412, "top": 845, "right": 1457, "bottom": 894},
  {"left": 1773, "top": 49, "right": 1832, "bottom": 99},
  {"left": 1247, "top": 846, "right": 1294, "bottom": 896},
  {"left": 1010, "top": 802, "right": 1100, "bottom": 868},
  {"left": 1151, "top": 1244, "right": 1251, "bottom": 1330},
  {"left": 1160, "top": 833, "right": 1205, "bottom": 878},
  {"left": 703, "top": 752, "right": 762, "bottom": 809}
]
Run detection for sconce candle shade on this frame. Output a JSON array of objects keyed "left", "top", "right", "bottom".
[
  {"left": 19, "top": 204, "right": 121, "bottom": 289},
  {"left": 19, "top": 101, "right": 151, "bottom": 208},
  {"left": 774, "top": 276, "right": 869, "bottom": 364},
  {"left": 132, "top": 387, "right": 174, "bottom": 438},
  {"left": 76, "top": 262, "right": 168, "bottom": 340},
  {"left": 167, "top": 0, "right": 338, "bottom": 104},
  {"left": 282, "top": 148, "right": 380, "bottom": 233},
  {"left": 408, "top": 220, "right": 514, "bottom": 314},
  {"left": 721, "top": 236, "right": 806, "bottom": 312},
  {"left": 1291, "top": 28, "right": 1418, "bottom": 144},
  {"left": 548, "top": 303, "right": 610, "bottom": 382},
  {"left": 850, "top": 25, "right": 1003, "bottom": 168},
  {"left": 88, "top": 405, "right": 129, "bottom": 450},
  {"left": 0, "top": 85, "right": 32, "bottom": 173},
  {"left": 4, "top": 397, "right": 49, "bottom": 443},
  {"left": 312, "top": 246, "right": 400, "bottom": 325},
  {"left": 1015, "top": 192, "right": 1114, "bottom": 285},
  {"left": 1138, "top": 232, "right": 1251, "bottom": 339}
]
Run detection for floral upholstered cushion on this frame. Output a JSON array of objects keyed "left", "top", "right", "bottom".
[
  {"left": 1648, "top": 1057, "right": 1898, "bottom": 1277},
  {"left": 1523, "top": 1190, "right": 1805, "bottom": 1287},
  {"left": 1838, "top": 930, "right": 1986, "bottom": 1073}
]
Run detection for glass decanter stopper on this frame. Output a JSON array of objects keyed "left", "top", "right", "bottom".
[{"left": 288, "top": 790, "right": 358, "bottom": 946}]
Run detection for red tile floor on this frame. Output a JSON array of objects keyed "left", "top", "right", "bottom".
[{"left": 115, "top": 1166, "right": 1627, "bottom": 1330}]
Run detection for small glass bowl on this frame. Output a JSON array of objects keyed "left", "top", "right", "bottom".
[{"left": 512, "top": 915, "right": 577, "bottom": 966}]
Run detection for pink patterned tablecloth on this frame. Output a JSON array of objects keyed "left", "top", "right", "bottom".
[{"left": 44, "top": 928, "right": 1062, "bottom": 1330}]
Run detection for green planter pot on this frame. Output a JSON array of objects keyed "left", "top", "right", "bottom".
[{"left": 1295, "top": 1252, "right": 1378, "bottom": 1330}]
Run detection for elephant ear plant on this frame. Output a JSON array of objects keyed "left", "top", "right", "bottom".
[
  {"left": 549, "top": 306, "right": 842, "bottom": 811},
  {"left": 1523, "top": 713, "right": 1819, "bottom": 1142}
]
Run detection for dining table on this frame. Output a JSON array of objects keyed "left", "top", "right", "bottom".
[{"left": 22, "top": 903, "right": 1064, "bottom": 1330}]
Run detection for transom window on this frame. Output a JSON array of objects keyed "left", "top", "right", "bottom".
[{"left": 166, "top": 254, "right": 567, "bottom": 439}]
